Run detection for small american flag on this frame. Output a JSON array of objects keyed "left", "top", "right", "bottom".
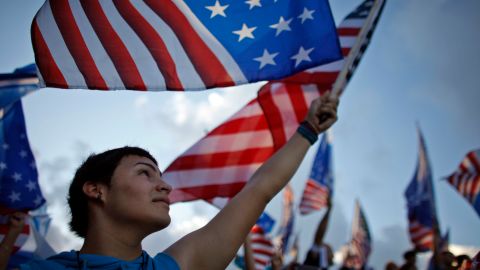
[
  {"left": 163, "top": 0, "right": 386, "bottom": 204},
  {"left": 445, "top": 149, "right": 480, "bottom": 217},
  {"left": 343, "top": 200, "right": 372, "bottom": 269},
  {"left": 31, "top": 0, "right": 341, "bottom": 91},
  {"left": 404, "top": 128, "right": 437, "bottom": 252},
  {"left": 250, "top": 224, "right": 275, "bottom": 270},
  {"left": 299, "top": 132, "right": 333, "bottom": 215}
]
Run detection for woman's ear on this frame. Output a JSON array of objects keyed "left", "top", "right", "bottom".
[{"left": 83, "top": 181, "right": 104, "bottom": 201}]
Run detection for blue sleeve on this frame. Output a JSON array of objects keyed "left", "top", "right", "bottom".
[{"left": 153, "top": 253, "right": 180, "bottom": 270}]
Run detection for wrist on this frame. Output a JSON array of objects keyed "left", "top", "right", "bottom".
[{"left": 297, "top": 121, "right": 318, "bottom": 145}]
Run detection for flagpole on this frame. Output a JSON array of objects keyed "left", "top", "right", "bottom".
[{"left": 331, "top": 0, "right": 386, "bottom": 97}]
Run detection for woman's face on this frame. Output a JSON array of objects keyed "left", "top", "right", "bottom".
[{"left": 102, "top": 155, "right": 172, "bottom": 234}]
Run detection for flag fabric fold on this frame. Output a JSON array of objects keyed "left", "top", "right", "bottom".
[
  {"left": 404, "top": 128, "right": 437, "bottom": 252},
  {"left": 32, "top": 0, "right": 342, "bottom": 91},
  {"left": 163, "top": 0, "right": 386, "bottom": 204},
  {"left": 445, "top": 149, "right": 480, "bottom": 217},
  {"left": 299, "top": 132, "right": 333, "bottom": 215}
]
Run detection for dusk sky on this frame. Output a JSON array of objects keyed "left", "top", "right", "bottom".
[{"left": 1, "top": 1, "right": 479, "bottom": 269}]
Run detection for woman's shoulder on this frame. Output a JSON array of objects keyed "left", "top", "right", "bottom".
[{"left": 151, "top": 252, "right": 180, "bottom": 270}]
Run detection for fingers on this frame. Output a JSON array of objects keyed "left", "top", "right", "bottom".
[{"left": 9, "top": 212, "right": 27, "bottom": 228}]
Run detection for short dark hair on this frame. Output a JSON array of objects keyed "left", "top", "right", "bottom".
[{"left": 67, "top": 146, "right": 157, "bottom": 238}]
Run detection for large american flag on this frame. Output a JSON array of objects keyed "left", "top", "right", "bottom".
[
  {"left": 163, "top": 0, "right": 386, "bottom": 204},
  {"left": 31, "top": 0, "right": 342, "bottom": 91},
  {"left": 445, "top": 149, "right": 480, "bottom": 217},
  {"left": 0, "top": 65, "right": 43, "bottom": 254},
  {"left": 343, "top": 200, "right": 372, "bottom": 269},
  {"left": 299, "top": 132, "right": 333, "bottom": 215},
  {"left": 404, "top": 128, "right": 437, "bottom": 252}
]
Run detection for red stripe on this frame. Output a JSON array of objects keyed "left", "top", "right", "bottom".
[
  {"left": 468, "top": 151, "right": 480, "bottom": 172},
  {"left": 209, "top": 115, "right": 269, "bottom": 135},
  {"left": 144, "top": 0, "right": 234, "bottom": 88},
  {"left": 0, "top": 224, "right": 30, "bottom": 235},
  {"left": 114, "top": 1, "right": 183, "bottom": 90},
  {"left": 50, "top": 0, "right": 108, "bottom": 90},
  {"left": 286, "top": 84, "right": 310, "bottom": 123},
  {"left": 338, "top": 28, "right": 360, "bottom": 36},
  {"left": 166, "top": 147, "right": 274, "bottom": 170},
  {"left": 31, "top": 21, "right": 68, "bottom": 88},
  {"left": 171, "top": 182, "right": 246, "bottom": 201},
  {"left": 342, "top": 47, "right": 351, "bottom": 56},
  {"left": 466, "top": 176, "right": 479, "bottom": 202},
  {"left": 282, "top": 71, "right": 338, "bottom": 85},
  {"left": 258, "top": 83, "right": 286, "bottom": 149},
  {"left": 252, "top": 247, "right": 274, "bottom": 257},
  {"left": 81, "top": 0, "right": 146, "bottom": 90}
]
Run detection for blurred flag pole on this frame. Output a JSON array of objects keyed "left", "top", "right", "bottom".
[{"left": 332, "top": 0, "right": 386, "bottom": 97}]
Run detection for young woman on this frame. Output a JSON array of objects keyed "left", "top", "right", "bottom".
[{"left": 21, "top": 94, "right": 338, "bottom": 270}]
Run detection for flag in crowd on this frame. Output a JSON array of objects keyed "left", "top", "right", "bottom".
[
  {"left": 256, "top": 212, "right": 276, "bottom": 234},
  {"left": 445, "top": 149, "right": 480, "bottom": 217},
  {"left": 250, "top": 224, "right": 275, "bottom": 270},
  {"left": 31, "top": 0, "right": 341, "bottom": 91},
  {"left": 275, "top": 184, "right": 295, "bottom": 255},
  {"left": 299, "top": 132, "right": 333, "bottom": 215},
  {"left": 163, "top": 0, "right": 386, "bottom": 204},
  {"left": 343, "top": 200, "right": 372, "bottom": 269},
  {"left": 404, "top": 128, "right": 437, "bottom": 252}
]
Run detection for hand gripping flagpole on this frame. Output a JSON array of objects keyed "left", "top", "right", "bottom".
[{"left": 331, "top": 0, "right": 386, "bottom": 98}]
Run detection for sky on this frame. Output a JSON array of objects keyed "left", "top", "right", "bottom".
[{"left": 1, "top": 0, "right": 480, "bottom": 269}]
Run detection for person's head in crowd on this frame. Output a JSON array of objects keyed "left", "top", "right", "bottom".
[
  {"left": 385, "top": 261, "right": 399, "bottom": 270},
  {"left": 303, "top": 244, "right": 333, "bottom": 268}
]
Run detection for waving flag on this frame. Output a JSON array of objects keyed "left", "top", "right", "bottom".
[
  {"left": 32, "top": 0, "right": 341, "bottom": 91},
  {"left": 404, "top": 128, "right": 437, "bottom": 252},
  {"left": 343, "top": 200, "right": 372, "bottom": 269},
  {"left": 445, "top": 149, "right": 480, "bottom": 217},
  {"left": 163, "top": 0, "right": 386, "bottom": 204},
  {"left": 299, "top": 132, "right": 333, "bottom": 215}
]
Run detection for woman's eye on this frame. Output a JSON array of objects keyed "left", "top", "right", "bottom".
[{"left": 140, "top": 170, "right": 150, "bottom": 176}]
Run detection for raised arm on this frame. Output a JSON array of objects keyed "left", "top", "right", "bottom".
[
  {"left": 313, "top": 200, "right": 332, "bottom": 246},
  {"left": 166, "top": 94, "right": 339, "bottom": 270}
]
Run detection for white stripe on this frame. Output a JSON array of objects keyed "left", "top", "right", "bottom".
[
  {"left": 0, "top": 78, "right": 39, "bottom": 88},
  {"left": 98, "top": 1, "right": 166, "bottom": 90},
  {"left": 340, "top": 18, "right": 365, "bottom": 29},
  {"left": 229, "top": 101, "right": 263, "bottom": 121},
  {"left": 173, "top": 0, "right": 247, "bottom": 83},
  {"left": 163, "top": 163, "right": 262, "bottom": 188},
  {"left": 36, "top": 1, "right": 87, "bottom": 87},
  {"left": 131, "top": 0, "right": 205, "bottom": 90},
  {"left": 183, "top": 130, "right": 273, "bottom": 155},
  {"left": 68, "top": 0, "right": 124, "bottom": 89},
  {"left": 270, "top": 83, "right": 298, "bottom": 139},
  {"left": 340, "top": 36, "right": 357, "bottom": 49},
  {"left": 304, "top": 59, "right": 344, "bottom": 73},
  {"left": 300, "top": 84, "right": 321, "bottom": 107}
]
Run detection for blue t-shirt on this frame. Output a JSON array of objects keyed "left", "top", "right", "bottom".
[{"left": 20, "top": 250, "right": 179, "bottom": 270}]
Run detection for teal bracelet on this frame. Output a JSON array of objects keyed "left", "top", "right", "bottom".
[{"left": 297, "top": 121, "right": 318, "bottom": 145}]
